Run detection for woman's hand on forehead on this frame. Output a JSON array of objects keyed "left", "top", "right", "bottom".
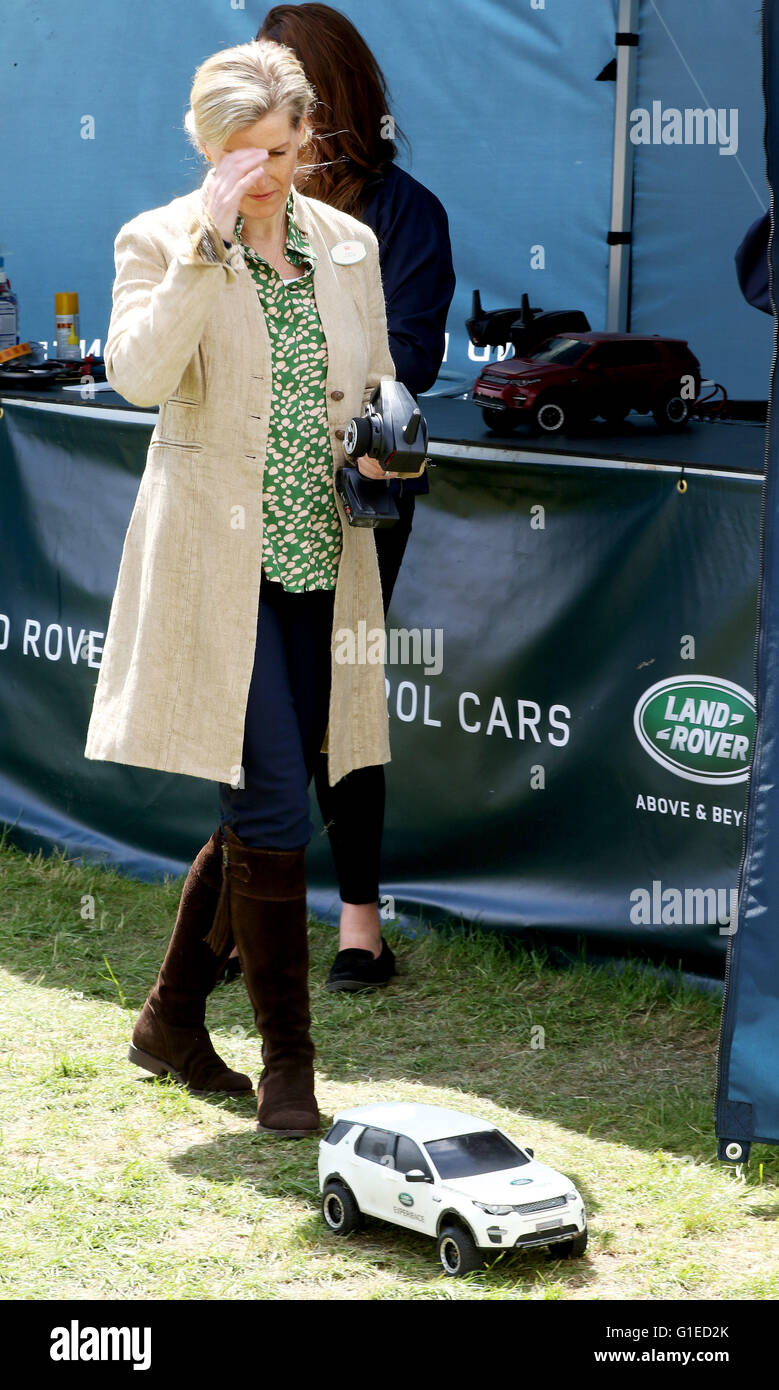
[{"left": 206, "top": 148, "right": 272, "bottom": 242}]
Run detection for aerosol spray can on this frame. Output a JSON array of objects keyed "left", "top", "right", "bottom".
[{"left": 55, "top": 291, "right": 81, "bottom": 361}]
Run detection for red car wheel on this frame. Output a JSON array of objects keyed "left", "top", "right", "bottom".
[
  {"left": 533, "top": 396, "right": 574, "bottom": 434},
  {"left": 481, "top": 407, "right": 522, "bottom": 432},
  {"left": 653, "top": 389, "right": 691, "bottom": 431}
]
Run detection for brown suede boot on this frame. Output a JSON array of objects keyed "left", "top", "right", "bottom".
[
  {"left": 217, "top": 825, "right": 320, "bottom": 1137},
  {"left": 128, "top": 830, "right": 254, "bottom": 1095}
]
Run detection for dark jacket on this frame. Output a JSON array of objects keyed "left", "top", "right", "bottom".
[
  {"left": 359, "top": 162, "right": 456, "bottom": 494},
  {"left": 735, "top": 210, "right": 772, "bottom": 315}
]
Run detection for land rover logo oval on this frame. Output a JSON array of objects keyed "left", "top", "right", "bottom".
[
  {"left": 398, "top": 1193, "right": 414, "bottom": 1207},
  {"left": 633, "top": 675, "right": 755, "bottom": 785},
  {"left": 510, "top": 1178, "right": 533, "bottom": 1186}
]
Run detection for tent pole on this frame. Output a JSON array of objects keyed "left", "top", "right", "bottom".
[{"left": 606, "top": 0, "right": 640, "bottom": 331}]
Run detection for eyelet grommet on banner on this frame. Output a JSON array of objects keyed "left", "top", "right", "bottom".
[{"left": 677, "top": 474, "right": 687, "bottom": 494}]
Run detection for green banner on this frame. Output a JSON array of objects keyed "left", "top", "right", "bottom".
[{"left": 0, "top": 398, "right": 762, "bottom": 965}]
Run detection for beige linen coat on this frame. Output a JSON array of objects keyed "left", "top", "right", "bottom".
[{"left": 84, "top": 167, "right": 395, "bottom": 786}]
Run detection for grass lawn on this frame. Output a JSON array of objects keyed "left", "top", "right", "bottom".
[{"left": 1, "top": 831, "right": 778, "bottom": 1301}]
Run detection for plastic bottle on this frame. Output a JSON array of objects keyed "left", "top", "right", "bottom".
[{"left": 0, "top": 257, "right": 18, "bottom": 350}]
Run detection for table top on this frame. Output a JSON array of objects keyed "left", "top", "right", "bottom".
[{"left": 0, "top": 385, "right": 767, "bottom": 477}]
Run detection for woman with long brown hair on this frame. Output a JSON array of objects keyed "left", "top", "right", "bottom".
[{"left": 251, "top": 2, "right": 457, "bottom": 992}]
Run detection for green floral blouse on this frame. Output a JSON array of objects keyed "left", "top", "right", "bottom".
[{"left": 233, "top": 192, "right": 342, "bottom": 592}]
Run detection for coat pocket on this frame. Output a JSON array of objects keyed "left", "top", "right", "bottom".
[
  {"left": 154, "top": 398, "right": 204, "bottom": 448},
  {"left": 149, "top": 438, "right": 203, "bottom": 452}
]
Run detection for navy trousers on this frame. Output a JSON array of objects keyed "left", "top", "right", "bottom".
[
  {"left": 219, "top": 493, "right": 415, "bottom": 899},
  {"left": 218, "top": 572, "right": 335, "bottom": 851}
]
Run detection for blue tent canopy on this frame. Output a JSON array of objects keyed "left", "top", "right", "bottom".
[{"left": 0, "top": 0, "right": 771, "bottom": 397}]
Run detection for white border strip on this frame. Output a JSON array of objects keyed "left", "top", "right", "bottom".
[
  {"left": 427, "top": 439, "right": 764, "bottom": 484},
  {"left": 0, "top": 396, "right": 158, "bottom": 426}
]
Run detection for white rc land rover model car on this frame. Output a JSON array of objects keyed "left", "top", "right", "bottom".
[{"left": 318, "top": 1101, "right": 588, "bottom": 1276}]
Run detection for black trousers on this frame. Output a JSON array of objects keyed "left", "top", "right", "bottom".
[{"left": 312, "top": 491, "right": 416, "bottom": 904}]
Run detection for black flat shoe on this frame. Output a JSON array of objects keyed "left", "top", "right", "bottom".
[
  {"left": 326, "top": 938, "right": 396, "bottom": 993},
  {"left": 217, "top": 955, "right": 243, "bottom": 985}
]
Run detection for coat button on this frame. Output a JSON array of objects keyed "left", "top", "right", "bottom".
[
  {"left": 335, "top": 428, "right": 345, "bottom": 440},
  {"left": 330, "top": 389, "right": 344, "bottom": 400}
]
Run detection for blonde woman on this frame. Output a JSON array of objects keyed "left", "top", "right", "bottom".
[{"left": 84, "top": 39, "right": 395, "bottom": 1136}]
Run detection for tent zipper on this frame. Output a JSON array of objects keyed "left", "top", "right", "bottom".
[{"left": 713, "top": 72, "right": 777, "bottom": 1137}]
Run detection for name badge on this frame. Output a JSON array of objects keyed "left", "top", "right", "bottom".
[{"left": 330, "top": 240, "right": 367, "bottom": 265}]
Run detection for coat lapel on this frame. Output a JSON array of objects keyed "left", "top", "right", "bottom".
[
  {"left": 190, "top": 169, "right": 350, "bottom": 418},
  {"left": 289, "top": 183, "right": 351, "bottom": 417}
]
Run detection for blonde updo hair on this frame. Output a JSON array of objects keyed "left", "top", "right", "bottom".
[{"left": 183, "top": 38, "right": 316, "bottom": 159}]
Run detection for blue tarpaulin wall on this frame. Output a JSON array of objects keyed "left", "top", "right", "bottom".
[
  {"left": 0, "top": 0, "right": 771, "bottom": 399},
  {"left": 715, "top": 0, "right": 779, "bottom": 1164},
  {"left": 630, "top": 1, "right": 771, "bottom": 396}
]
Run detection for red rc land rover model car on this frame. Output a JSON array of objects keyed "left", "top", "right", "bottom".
[{"left": 472, "top": 332, "right": 702, "bottom": 435}]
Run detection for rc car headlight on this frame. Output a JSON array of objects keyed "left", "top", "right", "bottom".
[
  {"left": 566, "top": 1190, "right": 580, "bottom": 1203},
  {"left": 473, "top": 1201, "right": 514, "bottom": 1215}
]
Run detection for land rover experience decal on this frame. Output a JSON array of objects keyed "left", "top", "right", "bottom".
[{"left": 633, "top": 675, "right": 755, "bottom": 785}]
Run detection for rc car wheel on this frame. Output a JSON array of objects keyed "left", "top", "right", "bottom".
[
  {"left": 550, "top": 1227, "right": 588, "bottom": 1259},
  {"left": 437, "top": 1224, "right": 484, "bottom": 1277},
  {"left": 322, "top": 1180, "right": 362, "bottom": 1236},
  {"left": 481, "top": 406, "right": 521, "bottom": 433},
  {"left": 652, "top": 389, "right": 691, "bottom": 431},
  {"left": 532, "top": 395, "right": 576, "bottom": 434}
]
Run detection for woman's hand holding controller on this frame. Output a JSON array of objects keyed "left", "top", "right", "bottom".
[{"left": 357, "top": 455, "right": 399, "bottom": 481}]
